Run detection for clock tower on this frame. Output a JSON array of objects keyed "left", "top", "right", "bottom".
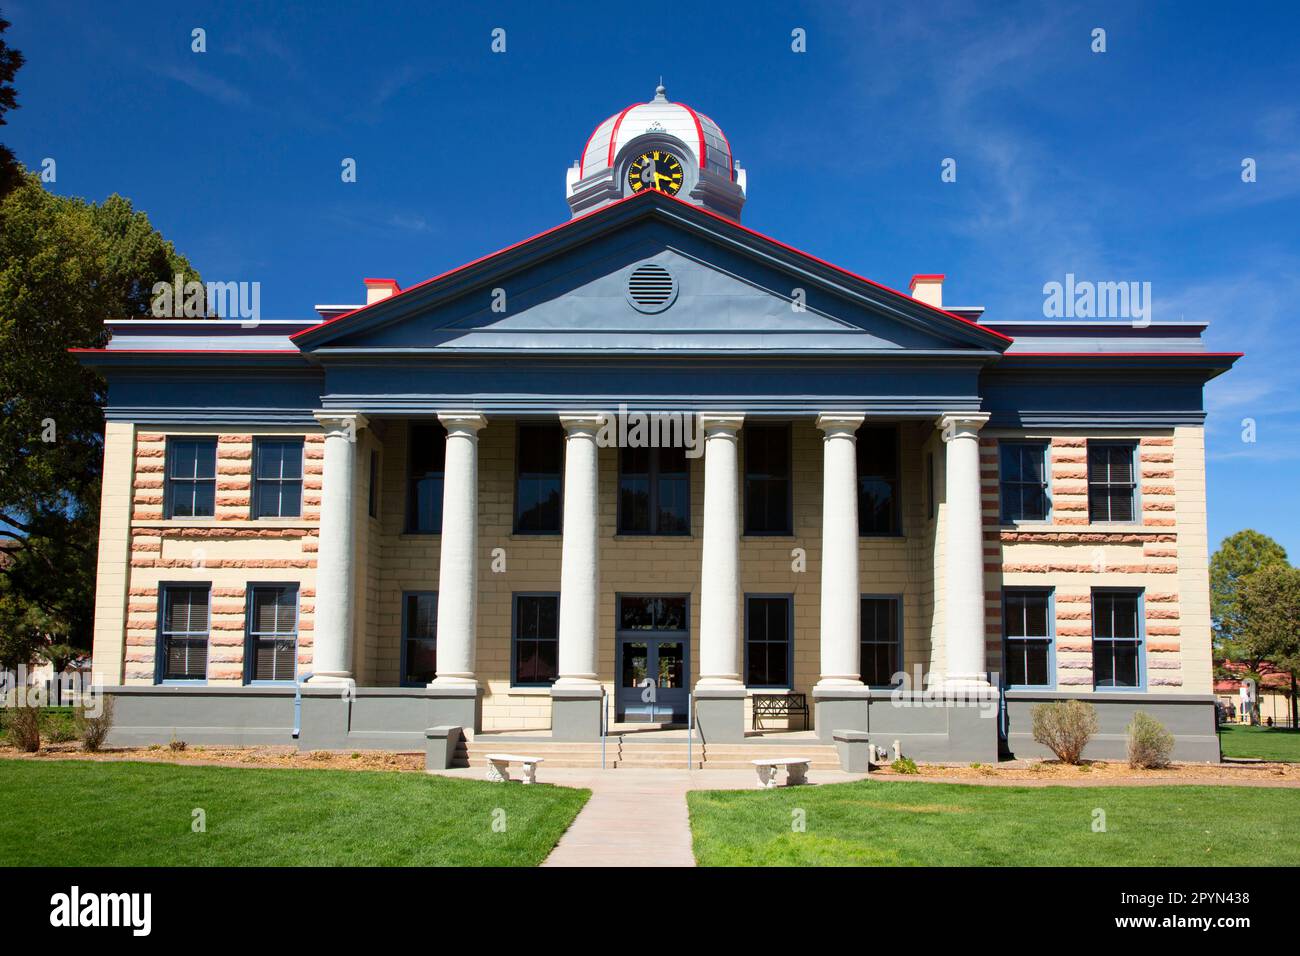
[{"left": 565, "top": 84, "right": 747, "bottom": 221}]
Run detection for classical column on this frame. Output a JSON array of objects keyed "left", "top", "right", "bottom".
[
  {"left": 311, "top": 412, "right": 367, "bottom": 684},
  {"left": 938, "top": 412, "right": 992, "bottom": 688},
  {"left": 697, "top": 414, "right": 745, "bottom": 689},
  {"left": 816, "top": 413, "right": 866, "bottom": 689},
  {"left": 555, "top": 414, "right": 604, "bottom": 688},
  {"left": 431, "top": 412, "right": 487, "bottom": 687}
]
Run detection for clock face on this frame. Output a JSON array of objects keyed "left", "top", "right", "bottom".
[{"left": 627, "top": 150, "right": 684, "bottom": 196}]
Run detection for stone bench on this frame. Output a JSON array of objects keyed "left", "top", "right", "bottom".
[
  {"left": 751, "top": 757, "right": 811, "bottom": 789},
  {"left": 485, "top": 753, "right": 543, "bottom": 784}
]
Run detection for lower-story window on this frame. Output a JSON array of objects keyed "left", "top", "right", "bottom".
[
  {"left": 402, "top": 592, "right": 437, "bottom": 686},
  {"left": 860, "top": 597, "right": 902, "bottom": 686},
  {"left": 745, "top": 595, "right": 792, "bottom": 689},
  {"left": 246, "top": 584, "right": 298, "bottom": 683},
  {"left": 1003, "top": 589, "right": 1053, "bottom": 688},
  {"left": 1093, "top": 590, "right": 1144, "bottom": 689},
  {"left": 513, "top": 593, "right": 559, "bottom": 686},
  {"left": 158, "top": 584, "right": 210, "bottom": 682}
]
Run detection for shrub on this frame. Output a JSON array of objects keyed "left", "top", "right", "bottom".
[
  {"left": 168, "top": 737, "right": 187, "bottom": 752},
  {"left": 8, "top": 705, "right": 42, "bottom": 752},
  {"left": 1127, "top": 711, "right": 1175, "bottom": 769},
  {"left": 76, "top": 697, "right": 115, "bottom": 753},
  {"left": 1031, "top": 700, "right": 1098, "bottom": 765},
  {"left": 891, "top": 756, "right": 919, "bottom": 775}
]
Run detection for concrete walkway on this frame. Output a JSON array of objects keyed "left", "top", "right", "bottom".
[{"left": 426, "top": 766, "right": 867, "bottom": 867}]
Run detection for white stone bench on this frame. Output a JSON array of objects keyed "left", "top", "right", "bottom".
[
  {"left": 485, "top": 753, "right": 543, "bottom": 784},
  {"left": 751, "top": 757, "right": 811, "bottom": 789}
]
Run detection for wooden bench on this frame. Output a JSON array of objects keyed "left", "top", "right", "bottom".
[
  {"left": 751, "top": 693, "right": 809, "bottom": 730},
  {"left": 484, "top": 753, "right": 544, "bottom": 784},
  {"left": 751, "top": 757, "right": 812, "bottom": 789}
]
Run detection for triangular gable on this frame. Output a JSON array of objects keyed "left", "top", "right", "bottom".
[{"left": 293, "top": 191, "right": 1010, "bottom": 355}]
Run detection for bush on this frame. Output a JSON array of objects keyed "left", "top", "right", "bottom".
[
  {"left": 7, "top": 705, "right": 42, "bottom": 752},
  {"left": 891, "top": 756, "right": 919, "bottom": 775},
  {"left": 1127, "top": 711, "right": 1175, "bottom": 769},
  {"left": 168, "top": 737, "right": 187, "bottom": 752},
  {"left": 1031, "top": 700, "right": 1098, "bottom": 765},
  {"left": 76, "top": 697, "right": 115, "bottom": 753}
]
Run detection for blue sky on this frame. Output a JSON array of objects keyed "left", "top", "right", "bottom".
[{"left": 6, "top": 0, "right": 1298, "bottom": 555}]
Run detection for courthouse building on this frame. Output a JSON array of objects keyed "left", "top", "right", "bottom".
[{"left": 78, "top": 86, "right": 1237, "bottom": 761}]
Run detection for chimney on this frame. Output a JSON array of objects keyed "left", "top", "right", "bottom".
[
  {"left": 909, "top": 274, "right": 944, "bottom": 309},
  {"left": 363, "top": 277, "right": 400, "bottom": 305}
]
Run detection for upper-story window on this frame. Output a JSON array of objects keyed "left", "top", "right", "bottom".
[
  {"left": 1000, "top": 441, "right": 1050, "bottom": 522},
  {"left": 857, "top": 425, "right": 900, "bottom": 535},
  {"left": 165, "top": 438, "right": 216, "bottom": 519},
  {"left": 252, "top": 439, "right": 303, "bottom": 519},
  {"left": 618, "top": 446, "right": 690, "bottom": 535},
  {"left": 744, "top": 423, "right": 792, "bottom": 535},
  {"left": 515, "top": 424, "right": 564, "bottom": 534},
  {"left": 1087, "top": 441, "right": 1137, "bottom": 522},
  {"left": 406, "top": 422, "right": 446, "bottom": 534}
]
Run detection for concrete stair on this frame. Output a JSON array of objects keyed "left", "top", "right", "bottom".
[{"left": 460, "top": 735, "right": 841, "bottom": 771}]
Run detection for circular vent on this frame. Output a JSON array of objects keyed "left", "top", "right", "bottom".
[{"left": 626, "top": 263, "right": 678, "bottom": 313}]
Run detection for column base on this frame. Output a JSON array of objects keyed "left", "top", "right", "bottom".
[
  {"left": 693, "top": 685, "right": 746, "bottom": 743},
  {"left": 550, "top": 684, "right": 604, "bottom": 741}
]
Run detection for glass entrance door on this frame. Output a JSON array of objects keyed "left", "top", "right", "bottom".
[{"left": 615, "top": 595, "right": 690, "bottom": 723}]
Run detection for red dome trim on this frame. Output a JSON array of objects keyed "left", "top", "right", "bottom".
[{"left": 676, "top": 102, "right": 709, "bottom": 169}]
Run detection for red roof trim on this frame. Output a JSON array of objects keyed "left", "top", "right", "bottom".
[
  {"left": 909, "top": 274, "right": 945, "bottom": 290},
  {"left": 1005, "top": 351, "right": 1244, "bottom": 358},
  {"left": 69, "top": 348, "right": 304, "bottom": 356},
  {"left": 675, "top": 102, "right": 709, "bottom": 170},
  {"left": 362, "top": 278, "right": 400, "bottom": 290},
  {"left": 606, "top": 104, "right": 637, "bottom": 169}
]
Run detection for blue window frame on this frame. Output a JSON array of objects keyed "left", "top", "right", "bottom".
[
  {"left": 745, "top": 594, "right": 793, "bottom": 689},
  {"left": 164, "top": 438, "right": 216, "bottom": 518},
  {"left": 157, "top": 583, "right": 210, "bottom": 683},
  {"left": 512, "top": 593, "right": 559, "bottom": 686},
  {"left": 514, "top": 424, "right": 564, "bottom": 534},
  {"left": 1087, "top": 441, "right": 1138, "bottom": 523},
  {"left": 1000, "top": 441, "right": 1051, "bottom": 522},
  {"left": 406, "top": 422, "right": 446, "bottom": 534},
  {"left": 744, "top": 423, "right": 792, "bottom": 536},
  {"left": 1093, "top": 589, "right": 1145, "bottom": 689},
  {"left": 1003, "top": 589, "right": 1055, "bottom": 688},
  {"left": 401, "top": 591, "right": 437, "bottom": 686},
  {"left": 252, "top": 439, "right": 303, "bottom": 519},
  {"left": 857, "top": 425, "right": 901, "bottom": 536},
  {"left": 860, "top": 596, "right": 902, "bottom": 686},
  {"left": 244, "top": 583, "right": 298, "bottom": 683}
]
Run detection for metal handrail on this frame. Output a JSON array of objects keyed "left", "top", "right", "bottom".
[
  {"left": 687, "top": 692, "right": 694, "bottom": 771},
  {"left": 600, "top": 685, "right": 608, "bottom": 769}
]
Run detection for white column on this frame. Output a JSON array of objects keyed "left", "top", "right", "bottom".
[
  {"left": 816, "top": 413, "right": 866, "bottom": 689},
  {"left": 938, "top": 412, "right": 992, "bottom": 688},
  {"left": 698, "top": 414, "right": 745, "bottom": 689},
  {"left": 555, "top": 414, "right": 604, "bottom": 687},
  {"left": 311, "top": 412, "right": 368, "bottom": 684},
  {"left": 431, "top": 412, "right": 487, "bottom": 687}
]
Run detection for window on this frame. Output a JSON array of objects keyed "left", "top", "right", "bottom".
[
  {"left": 406, "top": 422, "right": 446, "bottom": 533},
  {"left": 618, "top": 446, "right": 690, "bottom": 535},
  {"left": 252, "top": 439, "right": 303, "bottom": 519},
  {"left": 402, "top": 592, "right": 437, "bottom": 686},
  {"left": 1087, "top": 441, "right": 1137, "bottom": 523},
  {"left": 246, "top": 585, "right": 298, "bottom": 682},
  {"left": 1093, "top": 591, "right": 1143, "bottom": 688},
  {"left": 1003, "top": 590, "right": 1053, "bottom": 687},
  {"left": 158, "top": 584, "right": 209, "bottom": 681},
  {"left": 165, "top": 438, "right": 216, "bottom": 518},
  {"left": 926, "top": 452, "right": 936, "bottom": 521},
  {"left": 513, "top": 594, "right": 559, "bottom": 685},
  {"left": 745, "top": 596, "right": 791, "bottom": 688},
  {"left": 744, "top": 424, "right": 791, "bottom": 535},
  {"left": 860, "top": 597, "right": 902, "bottom": 686},
  {"left": 858, "top": 425, "right": 900, "bottom": 535},
  {"left": 1000, "top": 442, "right": 1050, "bottom": 522},
  {"left": 368, "top": 450, "right": 379, "bottom": 519},
  {"left": 515, "top": 424, "right": 564, "bottom": 534}
]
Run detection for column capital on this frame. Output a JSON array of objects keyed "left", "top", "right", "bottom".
[
  {"left": 699, "top": 412, "right": 745, "bottom": 437},
  {"left": 558, "top": 412, "right": 607, "bottom": 436},
  {"left": 816, "top": 412, "right": 866, "bottom": 437},
  {"left": 313, "top": 411, "right": 368, "bottom": 437},
  {"left": 437, "top": 411, "right": 487, "bottom": 434},
  {"left": 936, "top": 411, "right": 991, "bottom": 442}
]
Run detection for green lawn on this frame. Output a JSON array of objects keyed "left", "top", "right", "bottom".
[
  {"left": 1219, "top": 723, "right": 1300, "bottom": 762},
  {"left": 0, "top": 759, "right": 588, "bottom": 866},
  {"left": 688, "top": 779, "right": 1300, "bottom": 866}
]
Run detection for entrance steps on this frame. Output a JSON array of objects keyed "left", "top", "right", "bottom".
[{"left": 460, "top": 735, "right": 841, "bottom": 771}]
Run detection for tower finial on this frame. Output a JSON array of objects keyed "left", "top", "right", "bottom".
[{"left": 654, "top": 78, "right": 667, "bottom": 101}]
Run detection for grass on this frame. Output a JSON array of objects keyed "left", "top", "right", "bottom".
[
  {"left": 688, "top": 779, "right": 1300, "bottom": 866},
  {"left": 0, "top": 758, "right": 588, "bottom": 866},
  {"left": 1219, "top": 723, "right": 1300, "bottom": 762}
]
